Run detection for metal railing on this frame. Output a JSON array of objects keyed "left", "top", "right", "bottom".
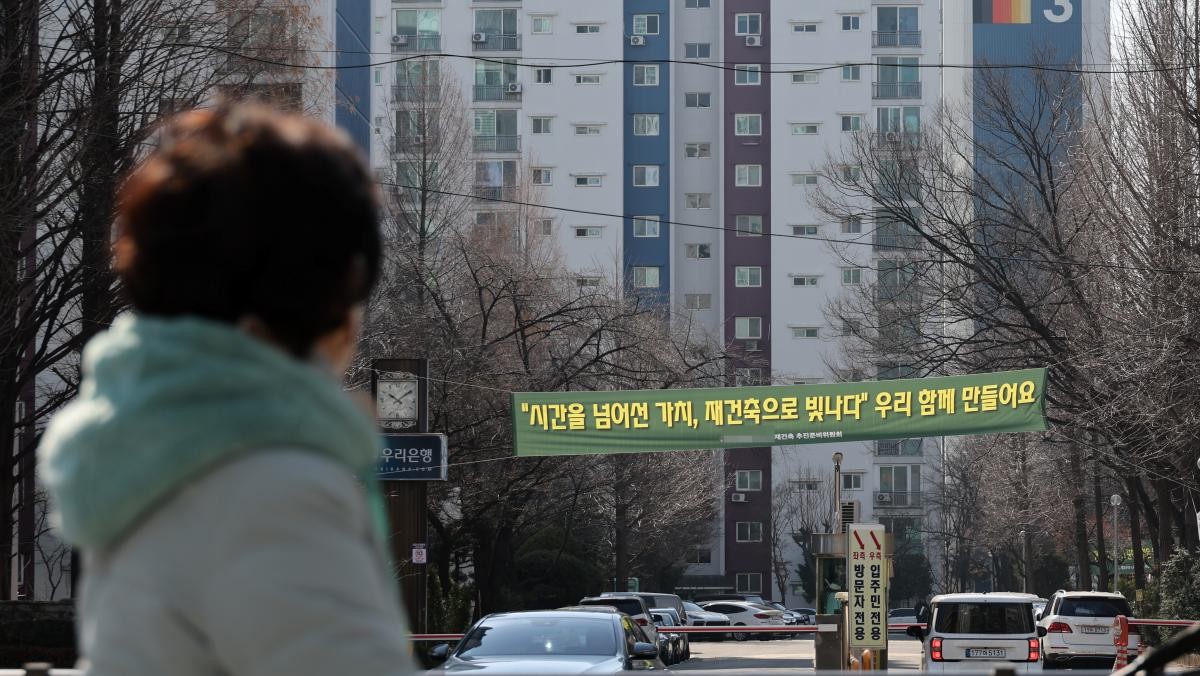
[
  {"left": 873, "top": 490, "right": 922, "bottom": 508},
  {"left": 472, "top": 135, "right": 521, "bottom": 153},
  {"left": 472, "top": 185, "right": 518, "bottom": 201},
  {"left": 872, "top": 31, "right": 922, "bottom": 48},
  {"left": 872, "top": 131, "right": 922, "bottom": 148},
  {"left": 471, "top": 34, "right": 521, "bottom": 51},
  {"left": 872, "top": 226, "right": 923, "bottom": 252},
  {"left": 392, "top": 84, "right": 439, "bottom": 103},
  {"left": 390, "top": 34, "right": 441, "bottom": 52},
  {"left": 873, "top": 81, "right": 922, "bottom": 99},
  {"left": 472, "top": 84, "right": 522, "bottom": 102}
]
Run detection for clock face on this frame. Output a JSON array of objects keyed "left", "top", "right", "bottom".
[{"left": 377, "top": 376, "right": 418, "bottom": 427}]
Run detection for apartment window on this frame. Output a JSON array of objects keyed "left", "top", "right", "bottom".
[
  {"left": 736, "top": 572, "right": 763, "bottom": 593},
  {"left": 531, "top": 167, "right": 552, "bottom": 185},
  {"left": 685, "top": 243, "right": 712, "bottom": 259},
  {"left": 533, "top": 218, "right": 554, "bottom": 235},
  {"left": 878, "top": 106, "right": 922, "bottom": 134},
  {"left": 633, "top": 216, "right": 660, "bottom": 238},
  {"left": 792, "top": 479, "right": 821, "bottom": 492},
  {"left": 841, "top": 165, "right": 862, "bottom": 181},
  {"left": 632, "top": 14, "right": 660, "bottom": 35},
  {"left": 530, "top": 16, "right": 552, "bottom": 34},
  {"left": 735, "top": 114, "right": 762, "bottom": 136},
  {"left": 685, "top": 0, "right": 710, "bottom": 7},
  {"left": 735, "top": 266, "right": 762, "bottom": 287},
  {"left": 685, "top": 293, "right": 712, "bottom": 309},
  {"left": 842, "top": 318, "right": 861, "bottom": 336},
  {"left": 575, "top": 23, "right": 600, "bottom": 34},
  {"left": 632, "top": 165, "right": 660, "bottom": 187},
  {"left": 842, "top": 65, "right": 862, "bottom": 81},
  {"left": 792, "top": 173, "right": 818, "bottom": 187},
  {"left": 374, "top": 68, "right": 382, "bottom": 86},
  {"left": 841, "top": 114, "right": 863, "bottom": 131},
  {"left": 576, "top": 277, "right": 602, "bottom": 292},
  {"left": 690, "top": 547, "right": 713, "bottom": 564},
  {"left": 686, "top": 193, "right": 712, "bottom": 209},
  {"left": 633, "top": 113, "right": 660, "bottom": 136},
  {"left": 792, "top": 72, "right": 819, "bottom": 84},
  {"left": 735, "top": 64, "right": 762, "bottom": 85},
  {"left": 395, "top": 9, "right": 441, "bottom": 40},
  {"left": 878, "top": 56, "right": 921, "bottom": 96},
  {"left": 877, "top": 7, "right": 920, "bottom": 46},
  {"left": 736, "top": 215, "right": 763, "bottom": 236},
  {"left": 534, "top": 68, "right": 552, "bottom": 84},
  {"left": 685, "top": 43, "right": 711, "bottom": 59},
  {"left": 792, "top": 23, "right": 818, "bottom": 33},
  {"left": 574, "top": 124, "right": 603, "bottom": 136},
  {"left": 791, "top": 275, "right": 820, "bottom": 287},
  {"left": 574, "top": 175, "right": 603, "bottom": 187},
  {"left": 735, "top": 368, "right": 764, "bottom": 386},
  {"left": 842, "top": 15, "right": 861, "bottom": 31},
  {"left": 685, "top": 92, "right": 712, "bottom": 108},
  {"left": 575, "top": 73, "right": 601, "bottom": 85},
  {"left": 633, "top": 64, "right": 659, "bottom": 86},
  {"left": 735, "top": 522, "right": 763, "bottom": 542},
  {"left": 632, "top": 266, "right": 660, "bottom": 289},
  {"left": 843, "top": 472, "right": 864, "bottom": 490},
  {"left": 735, "top": 164, "right": 762, "bottom": 187},
  {"left": 791, "top": 326, "right": 820, "bottom": 338},
  {"left": 842, "top": 267, "right": 864, "bottom": 285},
  {"left": 531, "top": 116, "right": 552, "bottom": 134},
  {"left": 791, "top": 123, "right": 819, "bottom": 135},
  {"left": 684, "top": 142, "right": 712, "bottom": 158},
  {"left": 734, "top": 317, "right": 762, "bottom": 339},
  {"left": 879, "top": 465, "right": 921, "bottom": 499},
  {"left": 575, "top": 226, "right": 603, "bottom": 238},
  {"left": 792, "top": 224, "right": 819, "bottom": 236},
  {"left": 841, "top": 217, "right": 863, "bottom": 234},
  {"left": 736, "top": 470, "right": 763, "bottom": 491},
  {"left": 735, "top": 13, "right": 762, "bottom": 35}
]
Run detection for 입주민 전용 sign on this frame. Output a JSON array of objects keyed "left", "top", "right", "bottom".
[
  {"left": 510, "top": 368, "right": 1046, "bottom": 456},
  {"left": 849, "top": 523, "right": 888, "bottom": 651}
]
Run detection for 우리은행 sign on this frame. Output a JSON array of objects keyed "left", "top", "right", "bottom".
[{"left": 510, "top": 368, "right": 1046, "bottom": 456}]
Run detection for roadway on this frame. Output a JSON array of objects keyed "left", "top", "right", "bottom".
[{"left": 675, "top": 635, "right": 923, "bottom": 672}]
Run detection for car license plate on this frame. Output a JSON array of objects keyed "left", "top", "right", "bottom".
[
  {"left": 1081, "top": 625, "right": 1109, "bottom": 634},
  {"left": 966, "top": 649, "right": 1007, "bottom": 658}
]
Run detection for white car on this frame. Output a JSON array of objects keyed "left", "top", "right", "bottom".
[
  {"left": 890, "top": 607, "right": 919, "bottom": 630},
  {"left": 1037, "top": 590, "right": 1137, "bottom": 669},
  {"left": 910, "top": 592, "right": 1046, "bottom": 672},
  {"left": 699, "top": 600, "right": 785, "bottom": 641}
]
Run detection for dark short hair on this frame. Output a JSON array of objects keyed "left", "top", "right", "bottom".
[{"left": 115, "top": 103, "right": 381, "bottom": 357}]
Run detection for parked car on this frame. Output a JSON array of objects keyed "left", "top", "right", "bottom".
[
  {"left": 427, "top": 609, "right": 667, "bottom": 673},
  {"left": 1037, "top": 590, "right": 1137, "bottom": 669},
  {"left": 694, "top": 593, "right": 767, "bottom": 606},
  {"left": 681, "top": 600, "right": 730, "bottom": 642},
  {"left": 789, "top": 607, "right": 818, "bottom": 625},
  {"left": 601, "top": 591, "right": 686, "bottom": 625},
  {"left": 699, "top": 600, "right": 785, "bottom": 642},
  {"left": 651, "top": 607, "right": 690, "bottom": 660},
  {"left": 890, "top": 607, "right": 919, "bottom": 630},
  {"left": 908, "top": 593, "right": 1047, "bottom": 672},
  {"left": 763, "top": 600, "right": 803, "bottom": 627},
  {"left": 577, "top": 595, "right": 657, "bottom": 645},
  {"left": 650, "top": 611, "right": 682, "bottom": 665},
  {"left": 1032, "top": 598, "right": 1049, "bottom": 619}
]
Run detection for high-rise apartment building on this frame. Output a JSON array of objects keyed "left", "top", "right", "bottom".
[{"left": 368, "top": 0, "right": 1108, "bottom": 605}]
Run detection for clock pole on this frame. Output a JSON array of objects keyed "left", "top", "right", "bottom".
[{"left": 371, "top": 357, "right": 429, "bottom": 635}]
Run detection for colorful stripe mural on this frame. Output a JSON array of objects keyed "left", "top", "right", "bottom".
[{"left": 974, "top": 0, "right": 1032, "bottom": 24}]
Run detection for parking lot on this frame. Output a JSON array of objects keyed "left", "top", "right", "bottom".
[{"left": 674, "top": 636, "right": 923, "bottom": 672}]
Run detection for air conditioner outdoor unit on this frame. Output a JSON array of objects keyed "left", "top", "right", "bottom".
[
  {"left": 874, "top": 492, "right": 893, "bottom": 505},
  {"left": 391, "top": 34, "right": 408, "bottom": 46},
  {"left": 505, "top": 82, "right": 523, "bottom": 93},
  {"left": 745, "top": 35, "right": 763, "bottom": 47},
  {"left": 629, "top": 35, "right": 646, "bottom": 46},
  {"left": 472, "top": 32, "right": 488, "bottom": 43},
  {"left": 731, "top": 492, "right": 748, "bottom": 503},
  {"left": 839, "top": 500, "right": 860, "bottom": 531}
]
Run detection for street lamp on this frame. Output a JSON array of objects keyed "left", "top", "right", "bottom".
[
  {"left": 1111, "top": 494, "right": 1122, "bottom": 594},
  {"left": 833, "top": 452, "right": 844, "bottom": 533},
  {"left": 1018, "top": 528, "right": 1033, "bottom": 593}
]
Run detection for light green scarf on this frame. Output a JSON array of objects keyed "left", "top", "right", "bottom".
[{"left": 38, "top": 314, "right": 388, "bottom": 551}]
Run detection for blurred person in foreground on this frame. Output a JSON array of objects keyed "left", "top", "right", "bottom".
[{"left": 38, "top": 104, "right": 416, "bottom": 675}]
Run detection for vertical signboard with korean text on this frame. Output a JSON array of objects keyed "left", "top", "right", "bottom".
[{"left": 848, "top": 523, "right": 888, "bottom": 652}]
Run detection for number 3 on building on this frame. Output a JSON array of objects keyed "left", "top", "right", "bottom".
[{"left": 1044, "top": 0, "right": 1073, "bottom": 23}]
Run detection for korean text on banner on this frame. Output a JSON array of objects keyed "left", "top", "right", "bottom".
[
  {"left": 510, "top": 368, "right": 1047, "bottom": 456},
  {"left": 849, "top": 523, "right": 888, "bottom": 651}
]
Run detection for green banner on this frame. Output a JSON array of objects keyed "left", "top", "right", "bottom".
[{"left": 511, "top": 369, "right": 1047, "bottom": 456}]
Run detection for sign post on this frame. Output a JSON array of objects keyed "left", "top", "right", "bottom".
[{"left": 848, "top": 524, "right": 887, "bottom": 669}]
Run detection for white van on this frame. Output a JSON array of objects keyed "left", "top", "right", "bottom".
[{"left": 910, "top": 593, "right": 1047, "bottom": 673}]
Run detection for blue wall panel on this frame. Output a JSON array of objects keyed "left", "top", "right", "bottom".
[{"left": 336, "top": 0, "right": 372, "bottom": 153}]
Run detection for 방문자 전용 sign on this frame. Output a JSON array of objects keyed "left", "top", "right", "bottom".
[
  {"left": 510, "top": 368, "right": 1046, "bottom": 456},
  {"left": 848, "top": 523, "right": 888, "bottom": 651}
]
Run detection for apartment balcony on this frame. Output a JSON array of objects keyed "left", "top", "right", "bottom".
[
  {"left": 873, "top": 225, "right": 923, "bottom": 252},
  {"left": 872, "top": 31, "right": 922, "bottom": 48},
  {"left": 873, "top": 81, "right": 922, "bottom": 99},
  {"left": 471, "top": 33, "right": 521, "bottom": 51},
  {"left": 873, "top": 491, "right": 922, "bottom": 509},
  {"left": 872, "top": 131, "right": 923, "bottom": 150},
  {"left": 390, "top": 34, "right": 441, "bottom": 52},
  {"left": 392, "top": 84, "right": 440, "bottom": 103},
  {"left": 473, "top": 185, "right": 518, "bottom": 202},
  {"left": 472, "top": 135, "right": 521, "bottom": 153},
  {"left": 876, "top": 438, "right": 923, "bottom": 457},
  {"left": 473, "top": 84, "right": 522, "bottom": 102}
]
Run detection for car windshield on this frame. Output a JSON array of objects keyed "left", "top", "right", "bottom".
[
  {"left": 457, "top": 617, "right": 617, "bottom": 657},
  {"left": 890, "top": 609, "right": 915, "bottom": 617},
  {"left": 1059, "top": 598, "right": 1132, "bottom": 618},
  {"left": 934, "top": 603, "right": 1035, "bottom": 634},
  {"left": 683, "top": 602, "right": 705, "bottom": 612}
]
